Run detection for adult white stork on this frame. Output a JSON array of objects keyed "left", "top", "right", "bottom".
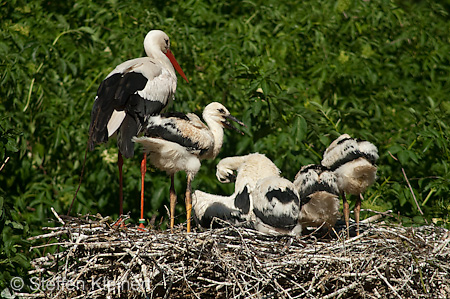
[
  {"left": 88, "top": 30, "right": 188, "bottom": 228},
  {"left": 321, "top": 134, "right": 379, "bottom": 236},
  {"left": 133, "top": 102, "right": 245, "bottom": 232},
  {"left": 293, "top": 164, "right": 340, "bottom": 231},
  {"left": 194, "top": 153, "right": 302, "bottom": 235}
]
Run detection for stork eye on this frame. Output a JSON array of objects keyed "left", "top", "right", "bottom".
[
  {"left": 218, "top": 108, "right": 226, "bottom": 114},
  {"left": 165, "top": 39, "right": 169, "bottom": 46}
]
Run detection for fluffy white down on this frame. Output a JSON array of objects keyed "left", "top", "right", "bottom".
[
  {"left": 252, "top": 176, "right": 299, "bottom": 217},
  {"left": 321, "top": 134, "right": 356, "bottom": 168},
  {"left": 334, "top": 158, "right": 377, "bottom": 195},
  {"left": 252, "top": 176, "right": 301, "bottom": 234},
  {"left": 216, "top": 153, "right": 280, "bottom": 193},
  {"left": 192, "top": 190, "right": 238, "bottom": 221},
  {"left": 213, "top": 153, "right": 302, "bottom": 235},
  {"left": 358, "top": 140, "right": 379, "bottom": 161},
  {"left": 133, "top": 137, "right": 201, "bottom": 176}
]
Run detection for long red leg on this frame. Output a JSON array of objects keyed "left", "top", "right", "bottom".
[
  {"left": 355, "top": 194, "right": 362, "bottom": 236},
  {"left": 343, "top": 193, "right": 350, "bottom": 238},
  {"left": 169, "top": 174, "right": 177, "bottom": 231},
  {"left": 118, "top": 152, "right": 124, "bottom": 216},
  {"left": 113, "top": 152, "right": 125, "bottom": 228},
  {"left": 185, "top": 173, "right": 193, "bottom": 233},
  {"left": 139, "top": 153, "right": 147, "bottom": 229}
]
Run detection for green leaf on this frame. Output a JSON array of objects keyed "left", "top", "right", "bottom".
[
  {"left": 293, "top": 116, "right": 307, "bottom": 142},
  {"left": 5, "top": 220, "right": 24, "bottom": 230},
  {"left": 397, "top": 150, "right": 410, "bottom": 165},
  {"left": 5, "top": 139, "right": 18, "bottom": 153},
  {"left": 261, "top": 79, "right": 270, "bottom": 95}
]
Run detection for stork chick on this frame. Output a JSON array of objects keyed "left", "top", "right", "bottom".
[
  {"left": 192, "top": 191, "right": 245, "bottom": 229},
  {"left": 321, "top": 134, "right": 379, "bottom": 236},
  {"left": 294, "top": 164, "right": 340, "bottom": 231},
  {"left": 133, "top": 102, "right": 245, "bottom": 232},
  {"left": 194, "top": 153, "right": 302, "bottom": 235}
]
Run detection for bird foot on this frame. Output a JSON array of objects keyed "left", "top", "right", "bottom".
[
  {"left": 113, "top": 217, "right": 126, "bottom": 228},
  {"left": 138, "top": 218, "right": 146, "bottom": 231}
]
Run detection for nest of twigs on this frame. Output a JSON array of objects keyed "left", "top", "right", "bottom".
[{"left": 20, "top": 208, "right": 450, "bottom": 298}]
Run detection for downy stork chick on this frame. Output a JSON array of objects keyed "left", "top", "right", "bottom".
[
  {"left": 251, "top": 175, "right": 302, "bottom": 235},
  {"left": 194, "top": 153, "right": 280, "bottom": 228},
  {"left": 294, "top": 164, "right": 340, "bottom": 230},
  {"left": 192, "top": 191, "right": 245, "bottom": 229},
  {"left": 321, "top": 134, "right": 379, "bottom": 235},
  {"left": 88, "top": 30, "right": 188, "bottom": 225},
  {"left": 133, "top": 102, "right": 245, "bottom": 232},
  {"left": 215, "top": 153, "right": 283, "bottom": 222},
  {"left": 194, "top": 153, "right": 302, "bottom": 235}
]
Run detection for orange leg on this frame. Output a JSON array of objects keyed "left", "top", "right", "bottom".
[
  {"left": 139, "top": 153, "right": 147, "bottom": 229},
  {"left": 355, "top": 194, "right": 362, "bottom": 236},
  {"left": 185, "top": 173, "right": 193, "bottom": 233},
  {"left": 342, "top": 193, "right": 350, "bottom": 238},
  {"left": 169, "top": 174, "right": 177, "bottom": 231}
]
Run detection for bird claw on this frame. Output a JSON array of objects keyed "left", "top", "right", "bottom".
[{"left": 216, "top": 168, "right": 236, "bottom": 183}]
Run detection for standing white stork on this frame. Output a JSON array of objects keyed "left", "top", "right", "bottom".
[
  {"left": 293, "top": 164, "right": 340, "bottom": 231},
  {"left": 133, "top": 102, "right": 245, "bottom": 232},
  {"left": 194, "top": 153, "right": 302, "bottom": 235},
  {"left": 321, "top": 134, "right": 379, "bottom": 236},
  {"left": 88, "top": 30, "right": 188, "bottom": 228}
]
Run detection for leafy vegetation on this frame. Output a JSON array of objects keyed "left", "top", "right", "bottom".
[{"left": 1, "top": 0, "right": 450, "bottom": 290}]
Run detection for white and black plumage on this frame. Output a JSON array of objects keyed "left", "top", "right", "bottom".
[
  {"left": 133, "top": 102, "right": 245, "bottom": 232},
  {"left": 192, "top": 191, "right": 245, "bottom": 229},
  {"left": 88, "top": 30, "right": 188, "bottom": 224},
  {"left": 321, "top": 134, "right": 379, "bottom": 235},
  {"left": 251, "top": 175, "right": 302, "bottom": 235},
  {"left": 194, "top": 153, "right": 302, "bottom": 235},
  {"left": 293, "top": 164, "right": 340, "bottom": 230}
]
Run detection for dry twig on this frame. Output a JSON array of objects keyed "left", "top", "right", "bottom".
[{"left": 18, "top": 210, "right": 450, "bottom": 298}]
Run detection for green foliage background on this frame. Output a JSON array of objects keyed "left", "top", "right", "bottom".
[{"left": 1, "top": 0, "right": 450, "bottom": 289}]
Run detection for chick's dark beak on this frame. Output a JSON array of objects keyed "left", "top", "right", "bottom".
[{"left": 222, "top": 114, "right": 246, "bottom": 135}]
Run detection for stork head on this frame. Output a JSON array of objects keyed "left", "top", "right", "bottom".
[
  {"left": 144, "top": 30, "right": 189, "bottom": 83},
  {"left": 144, "top": 30, "right": 170, "bottom": 55},
  {"left": 202, "top": 102, "right": 246, "bottom": 135}
]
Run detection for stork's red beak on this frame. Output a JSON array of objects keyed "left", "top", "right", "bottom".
[{"left": 165, "top": 49, "right": 189, "bottom": 83}]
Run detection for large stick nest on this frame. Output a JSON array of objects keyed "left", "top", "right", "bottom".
[{"left": 21, "top": 209, "right": 450, "bottom": 298}]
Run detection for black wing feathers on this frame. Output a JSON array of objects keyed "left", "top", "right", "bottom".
[
  {"left": 144, "top": 114, "right": 210, "bottom": 155},
  {"left": 160, "top": 111, "right": 190, "bottom": 121},
  {"left": 117, "top": 114, "right": 138, "bottom": 158},
  {"left": 266, "top": 188, "right": 299, "bottom": 205},
  {"left": 89, "top": 71, "right": 168, "bottom": 156},
  {"left": 144, "top": 125, "right": 202, "bottom": 153},
  {"left": 197, "top": 203, "right": 243, "bottom": 228},
  {"left": 234, "top": 186, "right": 251, "bottom": 214},
  {"left": 253, "top": 209, "right": 298, "bottom": 230}
]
